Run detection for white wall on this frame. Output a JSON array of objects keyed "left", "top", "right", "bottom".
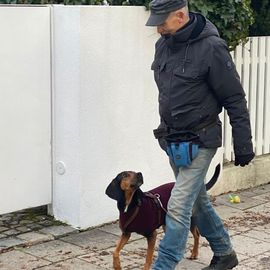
[
  {"left": 52, "top": 6, "right": 222, "bottom": 229},
  {"left": 0, "top": 6, "right": 51, "bottom": 214},
  {"left": 0, "top": 5, "right": 223, "bottom": 226},
  {"left": 52, "top": 6, "right": 170, "bottom": 228}
]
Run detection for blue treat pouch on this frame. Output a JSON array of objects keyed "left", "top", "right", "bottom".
[{"left": 166, "top": 142, "right": 199, "bottom": 167}]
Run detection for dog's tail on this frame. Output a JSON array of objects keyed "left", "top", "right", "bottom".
[{"left": 205, "top": 164, "right": 221, "bottom": 191}]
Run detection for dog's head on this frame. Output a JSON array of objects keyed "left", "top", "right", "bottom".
[{"left": 105, "top": 171, "right": 144, "bottom": 202}]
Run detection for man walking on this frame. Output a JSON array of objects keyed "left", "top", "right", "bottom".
[{"left": 146, "top": 0, "right": 254, "bottom": 269}]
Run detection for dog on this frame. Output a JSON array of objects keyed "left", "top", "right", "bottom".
[{"left": 105, "top": 164, "right": 220, "bottom": 270}]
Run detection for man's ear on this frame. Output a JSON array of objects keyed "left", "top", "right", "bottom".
[
  {"left": 175, "top": 10, "right": 185, "bottom": 24},
  {"left": 105, "top": 176, "right": 123, "bottom": 201}
]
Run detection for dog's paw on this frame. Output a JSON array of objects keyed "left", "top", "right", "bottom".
[{"left": 188, "top": 251, "right": 198, "bottom": 260}]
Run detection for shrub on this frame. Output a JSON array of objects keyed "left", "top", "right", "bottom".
[{"left": 249, "top": 0, "right": 270, "bottom": 36}]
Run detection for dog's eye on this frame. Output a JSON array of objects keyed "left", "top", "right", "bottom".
[{"left": 122, "top": 172, "right": 129, "bottom": 178}]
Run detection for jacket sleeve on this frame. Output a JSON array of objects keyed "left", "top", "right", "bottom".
[{"left": 207, "top": 39, "right": 254, "bottom": 156}]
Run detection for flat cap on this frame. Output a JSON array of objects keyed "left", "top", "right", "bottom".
[{"left": 146, "top": 0, "right": 187, "bottom": 26}]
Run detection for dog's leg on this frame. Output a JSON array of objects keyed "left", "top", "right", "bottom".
[
  {"left": 113, "top": 232, "right": 131, "bottom": 270},
  {"left": 189, "top": 225, "right": 200, "bottom": 260},
  {"left": 144, "top": 230, "right": 158, "bottom": 270},
  {"left": 162, "top": 225, "right": 166, "bottom": 233}
]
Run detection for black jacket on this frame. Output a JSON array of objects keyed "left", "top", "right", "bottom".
[{"left": 151, "top": 12, "right": 253, "bottom": 155}]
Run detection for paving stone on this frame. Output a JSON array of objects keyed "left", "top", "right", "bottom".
[
  {"left": 19, "top": 219, "right": 35, "bottom": 226},
  {"left": 250, "top": 184, "right": 270, "bottom": 194},
  {"left": 37, "top": 220, "right": 55, "bottom": 227},
  {"left": 3, "top": 229, "right": 20, "bottom": 236},
  {"left": 120, "top": 237, "right": 149, "bottom": 254},
  {"left": 121, "top": 233, "right": 166, "bottom": 253},
  {"left": 231, "top": 234, "right": 270, "bottom": 257},
  {"left": 214, "top": 204, "right": 244, "bottom": 220},
  {"left": 7, "top": 220, "right": 20, "bottom": 226},
  {"left": 22, "top": 239, "right": 87, "bottom": 263},
  {"left": 39, "top": 225, "right": 78, "bottom": 238},
  {"left": 35, "top": 215, "right": 49, "bottom": 222},
  {"left": 0, "top": 250, "right": 50, "bottom": 270},
  {"left": 228, "top": 227, "right": 251, "bottom": 236},
  {"left": 17, "top": 232, "right": 54, "bottom": 246},
  {"left": 98, "top": 223, "right": 144, "bottom": 242},
  {"left": 234, "top": 264, "right": 253, "bottom": 270},
  {"left": 26, "top": 223, "right": 44, "bottom": 231},
  {"left": 250, "top": 223, "right": 270, "bottom": 233},
  {"left": 0, "top": 214, "right": 13, "bottom": 222},
  {"left": 240, "top": 251, "right": 270, "bottom": 270},
  {"left": 61, "top": 229, "right": 119, "bottom": 250},
  {"left": 176, "top": 258, "right": 206, "bottom": 270},
  {"left": 237, "top": 190, "right": 259, "bottom": 198},
  {"left": 240, "top": 229, "right": 270, "bottom": 243},
  {"left": 252, "top": 192, "right": 270, "bottom": 202},
  {"left": 263, "top": 202, "right": 270, "bottom": 208},
  {"left": 247, "top": 203, "right": 270, "bottom": 214},
  {"left": 0, "top": 237, "right": 26, "bottom": 252},
  {"left": 98, "top": 223, "right": 121, "bottom": 236},
  {"left": 215, "top": 194, "right": 266, "bottom": 210},
  {"left": 16, "top": 226, "right": 32, "bottom": 233},
  {"left": 37, "top": 258, "right": 107, "bottom": 270},
  {"left": 0, "top": 227, "right": 8, "bottom": 233},
  {"left": 223, "top": 210, "right": 270, "bottom": 230},
  {"left": 79, "top": 248, "right": 143, "bottom": 270}
]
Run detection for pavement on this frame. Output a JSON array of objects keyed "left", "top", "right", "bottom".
[{"left": 0, "top": 184, "right": 270, "bottom": 270}]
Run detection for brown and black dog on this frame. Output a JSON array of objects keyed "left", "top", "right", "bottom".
[{"left": 105, "top": 165, "right": 220, "bottom": 270}]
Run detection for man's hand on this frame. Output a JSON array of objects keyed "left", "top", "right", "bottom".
[{"left": 234, "top": 152, "right": 255, "bottom": 167}]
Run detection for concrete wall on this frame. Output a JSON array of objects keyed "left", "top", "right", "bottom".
[
  {"left": 209, "top": 155, "right": 270, "bottom": 196},
  {"left": 52, "top": 6, "right": 169, "bottom": 228},
  {"left": 52, "top": 6, "right": 223, "bottom": 228},
  {"left": 0, "top": 6, "right": 52, "bottom": 214}
]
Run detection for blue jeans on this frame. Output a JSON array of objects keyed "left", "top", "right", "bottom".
[{"left": 153, "top": 148, "right": 233, "bottom": 270}]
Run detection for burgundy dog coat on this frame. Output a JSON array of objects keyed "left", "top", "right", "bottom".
[{"left": 119, "top": 182, "right": 174, "bottom": 237}]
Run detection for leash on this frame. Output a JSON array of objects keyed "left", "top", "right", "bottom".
[
  {"left": 145, "top": 192, "right": 167, "bottom": 226},
  {"left": 145, "top": 192, "right": 167, "bottom": 214}
]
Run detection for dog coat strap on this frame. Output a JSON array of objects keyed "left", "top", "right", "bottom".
[
  {"left": 145, "top": 192, "right": 167, "bottom": 226},
  {"left": 145, "top": 192, "right": 167, "bottom": 213},
  {"left": 120, "top": 206, "right": 140, "bottom": 233}
]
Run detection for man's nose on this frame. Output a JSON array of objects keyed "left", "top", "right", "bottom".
[{"left": 157, "top": 26, "right": 163, "bottom": 34}]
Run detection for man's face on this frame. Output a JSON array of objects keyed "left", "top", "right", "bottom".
[{"left": 157, "top": 10, "right": 186, "bottom": 35}]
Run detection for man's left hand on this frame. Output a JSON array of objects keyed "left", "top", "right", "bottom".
[{"left": 234, "top": 152, "right": 255, "bottom": 167}]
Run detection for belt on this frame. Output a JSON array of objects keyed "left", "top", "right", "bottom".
[{"left": 153, "top": 117, "right": 217, "bottom": 140}]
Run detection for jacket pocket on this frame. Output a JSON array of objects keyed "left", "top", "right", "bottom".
[
  {"left": 173, "top": 65, "right": 200, "bottom": 81},
  {"left": 151, "top": 60, "right": 166, "bottom": 81},
  {"left": 151, "top": 60, "right": 159, "bottom": 71}
]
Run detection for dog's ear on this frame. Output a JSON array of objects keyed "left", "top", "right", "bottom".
[
  {"left": 105, "top": 176, "right": 123, "bottom": 201},
  {"left": 136, "top": 172, "right": 144, "bottom": 188}
]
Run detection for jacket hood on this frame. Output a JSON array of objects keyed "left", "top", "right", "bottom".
[
  {"left": 163, "top": 12, "right": 220, "bottom": 47},
  {"left": 194, "top": 14, "right": 220, "bottom": 42}
]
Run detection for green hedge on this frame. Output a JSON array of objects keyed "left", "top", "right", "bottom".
[
  {"left": 188, "top": 0, "right": 254, "bottom": 50},
  {"left": 0, "top": 0, "right": 254, "bottom": 50},
  {"left": 250, "top": 0, "right": 270, "bottom": 36}
]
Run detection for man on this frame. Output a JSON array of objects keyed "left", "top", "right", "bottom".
[{"left": 145, "top": 0, "right": 255, "bottom": 269}]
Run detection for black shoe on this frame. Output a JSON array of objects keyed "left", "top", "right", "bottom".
[{"left": 202, "top": 251, "right": 239, "bottom": 270}]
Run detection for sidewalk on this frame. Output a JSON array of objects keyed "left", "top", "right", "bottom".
[{"left": 0, "top": 184, "right": 270, "bottom": 270}]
